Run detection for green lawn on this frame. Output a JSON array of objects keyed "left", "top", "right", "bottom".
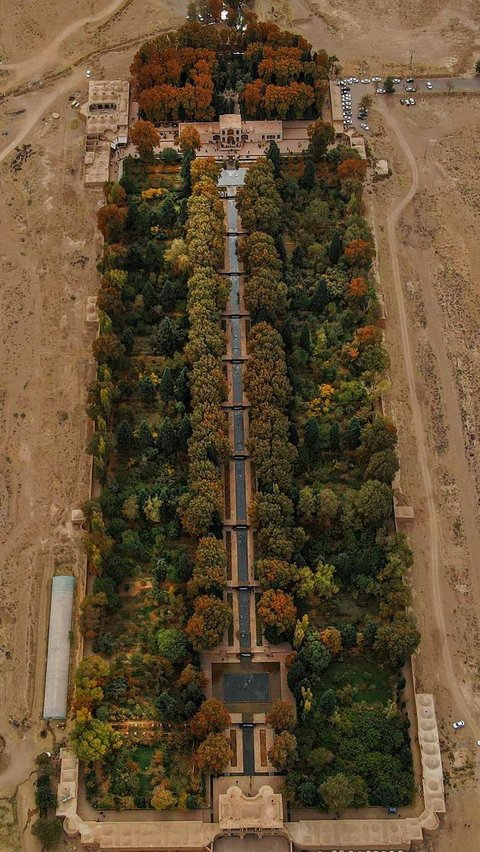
[
  {"left": 320, "top": 655, "right": 392, "bottom": 707},
  {"left": 132, "top": 744, "right": 155, "bottom": 771}
]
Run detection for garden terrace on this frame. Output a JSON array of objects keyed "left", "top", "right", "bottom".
[
  {"left": 131, "top": 15, "right": 333, "bottom": 123},
  {"left": 73, "top": 150, "right": 240, "bottom": 811},
  {"left": 235, "top": 148, "right": 420, "bottom": 810}
]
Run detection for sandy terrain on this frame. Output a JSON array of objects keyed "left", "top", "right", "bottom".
[
  {"left": 255, "top": 0, "right": 480, "bottom": 75},
  {"left": 0, "top": 1, "right": 186, "bottom": 849},
  {"left": 366, "top": 92, "right": 480, "bottom": 850}
]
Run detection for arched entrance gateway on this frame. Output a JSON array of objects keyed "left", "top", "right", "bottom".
[{"left": 214, "top": 786, "right": 290, "bottom": 852}]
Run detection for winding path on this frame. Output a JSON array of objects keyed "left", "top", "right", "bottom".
[{"left": 379, "top": 101, "right": 480, "bottom": 739}]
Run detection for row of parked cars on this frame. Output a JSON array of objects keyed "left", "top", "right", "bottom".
[{"left": 340, "top": 85, "right": 369, "bottom": 131}]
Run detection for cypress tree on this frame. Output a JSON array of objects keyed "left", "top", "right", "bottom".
[
  {"left": 175, "top": 366, "right": 190, "bottom": 406},
  {"left": 158, "top": 418, "right": 177, "bottom": 455},
  {"left": 281, "top": 318, "right": 293, "bottom": 354},
  {"left": 178, "top": 415, "right": 192, "bottom": 450},
  {"left": 152, "top": 316, "right": 177, "bottom": 356},
  {"left": 159, "top": 367, "right": 175, "bottom": 402},
  {"left": 116, "top": 419, "right": 134, "bottom": 452},
  {"left": 345, "top": 416, "right": 362, "bottom": 449},
  {"left": 329, "top": 421, "right": 340, "bottom": 451},
  {"left": 159, "top": 279, "right": 177, "bottom": 311},
  {"left": 299, "top": 323, "right": 312, "bottom": 354},
  {"left": 304, "top": 417, "right": 320, "bottom": 457},
  {"left": 267, "top": 140, "right": 282, "bottom": 178},
  {"left": 138, "top": 420, "right": 154, "bottom": 449},
  {"left": 299, "top": 159, "right": 315, "bottom": 191},
  {"left": 328, "top": 231, "right": 342, "bottom": 265}
]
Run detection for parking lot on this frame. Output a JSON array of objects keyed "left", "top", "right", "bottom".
[{"left": 335, "top": 75, "right": 480, "bottom": 134}]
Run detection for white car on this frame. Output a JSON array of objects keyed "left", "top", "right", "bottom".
[
  {"left": 372, "top": 75, "right": 382, "bottom": 82},
  {"left": 376, "top": 87, "right": 386, "bottom": 94},
  {"left": 452, "top": 720, "right": 465, "bottom": 730},
  {"left": 393, "top": 77, "right": 402, "bottom": 84},
  {"left": 426, "top": 81, "right": 433, "bottom": 89},
  {"left": 85, "top": 69, "right": 92, "bottom": 78},
  {"left": 408, "top": 98, "right": 416, "bottom": 105},
  {"left": 360, "top": 123, "right": 370, "bottom": 131}
]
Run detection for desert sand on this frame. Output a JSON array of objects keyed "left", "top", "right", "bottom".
[
  {"left": 366, "top": 92, "right": 480, "bottom": 850},
  {"left": 257, "top": 0, "right": 480, "bottom": 74}
]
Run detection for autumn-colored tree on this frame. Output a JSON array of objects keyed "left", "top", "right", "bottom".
[
  {"left": 320, "top": 627, "right": 343, "bottom": 655},
  {"left": 307, "top": 119, "right": 334, "bottom": 161},
  {"left": 179, "top": 125, "right": 201, "bottom": 154},
  {"left": 242, "top": 79, "right": 264, "bottom": 117},
  {"left": 314, "top": 562, "right": 339, "bottom": 599},
  {"left": 255, "top": 558, "right": 297, "bottom": 590},
  {"left": 189, "top": 536, "right": 227, "bottom": 596},
  {"left": 190, "top": 698, "right": 231, "bottom": 739},
  {"left": 266, "top": 701, "right": 296, "bottom": 733},
  {"left": 151, "top": 784, "right": 177, "bottom": 809},
  {"left": 258, "top": 589, "right": 297, "bottom": 634},
  {"left": 268, "top": 731, "right": 297, "bottom": 770},
  {"left": 74, "top": 655, "right": 110, "bottom": 710},
  {"left": 97, "top": 204, "right": 127, "bottom": 243},
  {"left": 190, "top": 156, "right": 221, "bottom": 185},
  {"left": 103, "top": 181, "right": 126, "bottom": 206},
  {"left": 177, "top": 664, "right": 208, "bottom": 691},
  {"left": 92, "top": 332, "right": 125, "bottom": 368},
  {"left": 186, "top": 595, "right": 231, "bottom": 650},
  {"left": 343, "top": 238, "right": 374, "bottom": 269},
  {"left": 129, "top": 119, "right": 160, "bottom": 158},
  {"left": 348, "top": 276, "right": 369, "bottom": 299},
  {"left": 337, "top": 158, "right": 367, "bottom": 183},
  {"left": 79, "top": 593, "right": 107, "bottom": 639},
  {"left": 195, "top": 733, "right": 232, "bottom": 774}
]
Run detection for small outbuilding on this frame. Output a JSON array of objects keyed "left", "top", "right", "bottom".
[{"left": 43, "top": 575, "right": 75, "bottom": 720}]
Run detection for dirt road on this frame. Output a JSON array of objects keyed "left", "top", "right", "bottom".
[{"left": 369, "top": 93, "right": 480, "bottom": 849}]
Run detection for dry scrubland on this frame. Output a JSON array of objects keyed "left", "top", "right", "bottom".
[
  {"left": 257, "top": 0, "right": 480, "bottom": 73},
  {"left": 366, "top": 93, "right": 480, "bottom": 850},
  {"left": 0, "top": 0, "right": 480, "bottom": 850}
]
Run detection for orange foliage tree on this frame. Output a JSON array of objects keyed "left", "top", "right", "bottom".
[
  {"left": 258, "top": 589, "right": 297, "bottom": 634},
  {"left": 179, "top": 125, "right": 202, "bottom": 154},
  {"left": 343, "top": 238, "right": 374, "bottom": 269},
  {"left": 129, "top": 119, "right": 160, "bottom": 158},
  {"left": 190, "top": 699, "right": 231, "bottom": 739}
]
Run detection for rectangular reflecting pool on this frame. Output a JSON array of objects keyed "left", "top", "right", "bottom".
[{"left": 224, "top": 672, "right": 270, "bottom": 703}]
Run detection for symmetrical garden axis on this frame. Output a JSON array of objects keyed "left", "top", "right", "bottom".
[{"left": 45, "top": 4, "right": 445, "bottom": 850}]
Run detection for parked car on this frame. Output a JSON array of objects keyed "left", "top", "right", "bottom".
[
  {"left": 376, "top": 87, "right": 386, "bottom": 94},
  {"left": 360, "top": 122, "right": 370, "bottom": 131},
  {"left": 452, "top": 720, "right": 465, "bottom": 730},
  {"left": 405, "top": 85, "right": 416, "bottom": 92},
  {"left": 393, "top": 77, "right": 402, "bottom": 84},
  {"left": 426, "top": 81, "right": 433, "bottom": 89}
]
